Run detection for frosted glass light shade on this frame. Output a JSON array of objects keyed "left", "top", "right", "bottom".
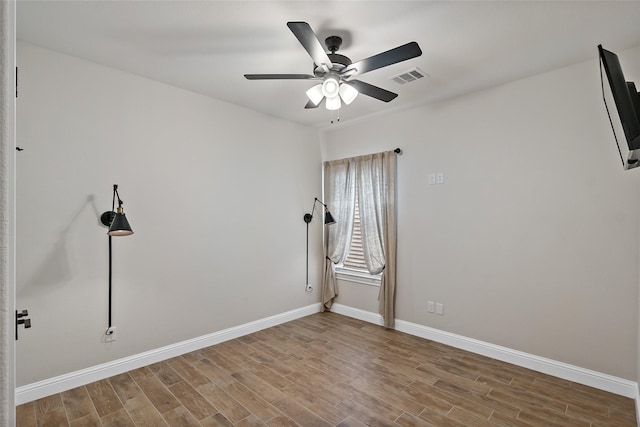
[
  {"left": 306, "top": 84, "right": 324, "bottom": 106},
  {"left": 339, "top": 83, "right": 358, "bottom": 105},
  {"left": 325, "top": 95, "right": 341, "bottom": 111},
  {"left": 322, "top": 77, "right": 340, "bottom": 98}
]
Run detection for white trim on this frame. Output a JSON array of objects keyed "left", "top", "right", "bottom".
[
  {"left": 330, "top": 303, "right": 638, "bottom": 399},
  {"left": 1, "top": 1, "right": 17, "bottom": 425},
  {"left": 335, "top": 267, "right": 381, "bottom": 287},
  {"left": 15, "top": 303, "right": 321, "bottom": 404},
  {"left": 636, "top": 384, "right": 640, "bottom": 427},
  {"left": 331, "top": 302, "right": 385, "bottom": 325}
]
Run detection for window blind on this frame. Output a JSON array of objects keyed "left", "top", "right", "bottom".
[{"left": 343, "top": 186, "right": 368, "bottom": 271}]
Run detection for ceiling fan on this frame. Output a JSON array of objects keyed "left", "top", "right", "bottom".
[{"left": 244, "top": 22, "right": 422, "bottom": 110}]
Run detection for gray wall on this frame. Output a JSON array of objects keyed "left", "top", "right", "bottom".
[
  {"left": 322, "top": 45, "right": 640, "bottom": 380},
  {"left": 16, "top": 39, "right": 640, "bottom": 387},
  {"left": 15, "top": 42, "right": 323, "bottom": 386}
]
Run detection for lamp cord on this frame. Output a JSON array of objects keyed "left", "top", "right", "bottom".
[
  {"left": 108, "top": 235, "right": 112, "bottom": 329},
  {"left": 306, "top": 222, "right": 309, "bottom": 285},
  {"left": 107, "top": 185, "right": 116, "bottom": 330}
]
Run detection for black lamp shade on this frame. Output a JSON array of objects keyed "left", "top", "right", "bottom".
[
  {"left": 108, "top": 208, "right": 133, "bottom": 236},
  {"left": 324, "top": 210, "right": 336, "bottom": 225}
]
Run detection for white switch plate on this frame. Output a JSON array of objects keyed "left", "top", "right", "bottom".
[
  {"left": 436, "top": 173, "right": 444, "bottom": 184},
  {"left": 428, "top": 174, "right": 436, "bottom": 185},
  {"left": 427, "top": 301, "right": 435, "bottom": 313},
  {"left": 435, "top": 303, "right": 444, "bottom": 315}
]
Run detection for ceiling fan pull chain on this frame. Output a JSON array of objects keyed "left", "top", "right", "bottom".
[{"left": 330, "top": 109, "right": 341, "bottom": 124}]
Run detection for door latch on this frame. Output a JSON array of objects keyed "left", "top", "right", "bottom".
[{"left": 16, "top": 309, "right": 31, "bottom": 340}]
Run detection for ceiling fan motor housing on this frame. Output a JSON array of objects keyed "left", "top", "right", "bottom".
[
  {"left": 313, "top": 36, "right": 352, "bottom": 76},
  {"left": 325, "top": 35, "right": 342, "bottom": 52}
]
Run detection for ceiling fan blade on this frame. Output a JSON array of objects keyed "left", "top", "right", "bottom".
[
  {"left": 287, "top": 22, "right": 333, "bottom": 68},
  {"left": 348, "top": 80, "right": 398, "bottom": 102},
  {"left": 304, "top": 100, "right": 320, "bottom": 109},
  {"left": 342, "top": 42, "right": 422, "bottom": 78},
  {"left": 244, "top": 74, "right": 317, "bottom": 80}
]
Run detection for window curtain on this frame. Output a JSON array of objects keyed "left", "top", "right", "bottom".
[
  {"left": 321, "top": 159, "right": 355, "bottom": 310},
  {"left": 323, "top": 151, "right": 398, "bottom": 327},
  {"left": 356, "top": 151, "right": 397, "bottom": 328}
]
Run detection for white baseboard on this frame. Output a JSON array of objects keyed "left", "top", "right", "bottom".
[
  {"left": 636, "top": 384, "right": 640, "bottom": 427},
  {"left": 16, "top": 303, "right": 321, "bottom": 405},
  {"left": 330, "top": 303, "right": 638, "bottom": 399},
  {"left": 330, "top": 303, "right": 385, "bottom": 326}
]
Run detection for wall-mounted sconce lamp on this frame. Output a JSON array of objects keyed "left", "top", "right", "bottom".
[
  {"left": 303, "top": 198, "right": 335, "bottom": 292},
  {"left": 303, "top": 198, "right": 336, "bottom": 226},
  {"left": 100, "top": 184, "right": 134, "bottom": 341},
  {"left": 100, "top": 185, "right": 133, "bottom": 236}
]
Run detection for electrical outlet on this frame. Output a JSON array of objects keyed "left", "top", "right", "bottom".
[
  {"left": 436, "top": 172, "right": 444, "bottom": 184},
  {"left": 435, "top": 303, "right": 444, "bottom": 315},
  {"left": 105, "top": 326, "right": 117, "bottom": 342},
  {"left": 427, "top": 301, "right": 435, "bottom": 313}
]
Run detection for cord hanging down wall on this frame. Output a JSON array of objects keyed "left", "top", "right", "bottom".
[
  {"left": 100, "top": 184, "right": 134, "bottom": 342},
  {"left": 303, "top": 198, "right": 335, "bottom": 292}
]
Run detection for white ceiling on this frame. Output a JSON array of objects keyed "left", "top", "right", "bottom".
[{"left": 16, "top": 1, "right": 640, "bottom": 129}]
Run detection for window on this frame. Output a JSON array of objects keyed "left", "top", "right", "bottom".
[
  {"left": 343, "top": 187, "right": 366, "bottom": 271},
  {"left": 336, "top": 185, "right": 382, "bottom": 286}
]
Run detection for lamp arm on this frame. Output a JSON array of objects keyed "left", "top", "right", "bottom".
[
  {"left": 111, "top": 185, "right": 117, "bottom": 212},
  {"left": 113, "top": 185, "right": 125, "bottom": 210},
  {"left": 304, "top": 197, "right": 333, "bottom": 224},
  {"left": 304, "top": 198, "right": 318, "bottom": 223},
  {"left": 310, "top": 203, "right": 315, "bottom": 218},
  {"left": 315, "top": 197, "right": 329, "bottom": 208}
]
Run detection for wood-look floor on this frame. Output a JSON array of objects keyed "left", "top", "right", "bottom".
[{"left": 16, "top": 312, "right": 636, "bottom": 426}]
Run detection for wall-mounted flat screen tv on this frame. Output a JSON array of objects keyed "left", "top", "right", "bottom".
[{"left": 598, "top": 45, "right": 640, "bottom": 170}]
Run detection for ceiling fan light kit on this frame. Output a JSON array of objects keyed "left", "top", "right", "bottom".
[
  {"left": 339, "top": 83, "right": 358, "bottom": 105},
  {"left": 305, "top": 76, "right": 358, "bottom": 109},
  {"left": 244, "top": 21, "right": 422, "bottom": 111},
  {"left": 322, "top": 76, "right": 340, "bottom": 97},
  {"left": 326, "top": 95, "right": 341, "bottom": 111},
  {"left": 306, "top": 84, "right": 324, "bottom": 106}
]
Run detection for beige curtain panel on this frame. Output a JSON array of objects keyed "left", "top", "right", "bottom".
[
  {"left": 356, "top": 151, "right": 397, "bottom": 328},
  {"left": 322, "top": 158, "right": 355, "bottom": 310}
]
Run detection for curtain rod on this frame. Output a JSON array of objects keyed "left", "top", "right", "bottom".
[{"left": 325, "top": 148, "right": 403, "bottom": 164}]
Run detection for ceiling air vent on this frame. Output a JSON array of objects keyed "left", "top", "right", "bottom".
[{"left": 390, "top": 67, "right": 429, "bottom": 85}]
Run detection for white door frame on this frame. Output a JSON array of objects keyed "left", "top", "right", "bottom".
[{"left": 1, "top": 0, "right": 17, "bottom": 425}]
